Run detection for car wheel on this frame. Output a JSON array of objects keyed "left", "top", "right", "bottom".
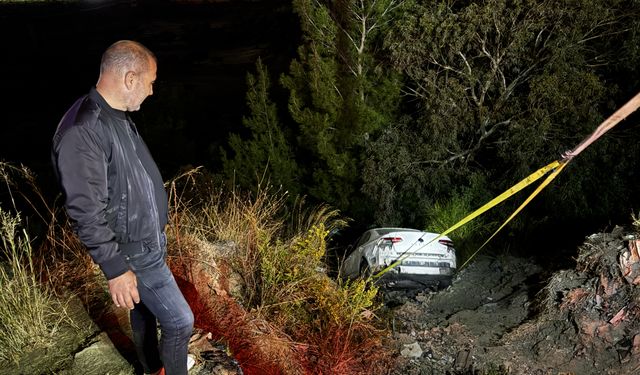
[{"left": 359, "top": 258, "right": 372, "bottom": 279}]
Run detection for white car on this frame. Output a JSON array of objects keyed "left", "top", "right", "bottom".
[{"left": 341, "top": 228, "right": 456, "bottom": 288}]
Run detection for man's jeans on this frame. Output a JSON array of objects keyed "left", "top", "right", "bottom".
[{"left": 122, "top": 233, "right": 194, "bottom": 375}]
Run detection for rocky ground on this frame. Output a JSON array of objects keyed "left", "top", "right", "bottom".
[
  {"left": 387, "top": 226, "right": 640, "bottom": 375},
  {"left": 386, "top": 254, "right": 543, "bottom": 374}
]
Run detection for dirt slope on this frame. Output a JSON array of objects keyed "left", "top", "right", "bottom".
[{"left": 388, "top": 226, "right": 640, "bottom": 374}]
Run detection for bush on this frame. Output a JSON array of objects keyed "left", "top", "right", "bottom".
[
  {"left": 166, "top": 170, "right": 392, "bottom": 374},
  {"left": 425, "top": 178, "right": 494, "bottom": 262}
]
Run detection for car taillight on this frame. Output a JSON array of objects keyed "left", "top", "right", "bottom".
[
  {"left": 438, "top": 239, "right": 454, "bottom": 247},
  {"left": 382, "top": 237, "right": 403, "bottom": 243}
]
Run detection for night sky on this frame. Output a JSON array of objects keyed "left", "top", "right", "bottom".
[{"left": 0, "top": 0, "right": 298, "bottom": 184}]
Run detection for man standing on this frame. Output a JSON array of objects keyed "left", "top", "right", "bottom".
[{"left": 52, "top": 40, "right": 194, "bottom": 375}]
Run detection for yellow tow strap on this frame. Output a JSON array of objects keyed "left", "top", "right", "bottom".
[
  {"left": 438, "top": 161, "right": 561, "bottom": 240},
  {"left": 374, "top": 160, "right": 563, "bottom": 278},
  {"left": 458, "top": 162, "right": 566, "bottom": 269}
]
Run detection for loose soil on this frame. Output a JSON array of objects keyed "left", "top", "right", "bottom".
[{"left": 387, "top": 226, "right": 640, "bottom": 375}]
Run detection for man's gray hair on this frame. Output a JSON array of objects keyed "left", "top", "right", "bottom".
[{"left": 100, "top": 40, "right": 156, "bottom": 76}]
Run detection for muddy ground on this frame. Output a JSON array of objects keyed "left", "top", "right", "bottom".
[{"left": 386, "top": 226, "right": 640, "bottom": 375}]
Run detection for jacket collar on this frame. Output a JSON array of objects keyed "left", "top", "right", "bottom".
[{"left": 89, "top": 87, "right": 127, "bottom": 121}]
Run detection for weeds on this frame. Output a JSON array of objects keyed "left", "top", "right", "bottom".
[
  {"left": 0, "top": 163, "right": 393, "bottom": 374},
  {"left": 0, "top": 208, "right": 75, "bottom": 364},
  {"left": 426, "top": 193, "right": 484, "bottom": 241},
  {"left": 483, "top": 363, "right": 510, "bottom": 374},
  {"left": 0, "top": 161, "right": 104, "bottom": 309},
  {"left": 0, "top": 163, "right": 102, "bottom": 372},
  {"left": 166, "top": 169, "right": 392, "bottom": 374},
  {"left": 425, "top": 188, "right": 494, "bottom": 263}
]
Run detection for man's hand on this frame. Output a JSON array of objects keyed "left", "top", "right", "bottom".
[{"left": 107, "top": 270, "right": 140, "bottom": 309}]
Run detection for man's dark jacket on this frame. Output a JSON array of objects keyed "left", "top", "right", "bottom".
[{"left": 52, "top": 88, "right": 168, "bottom": 280}]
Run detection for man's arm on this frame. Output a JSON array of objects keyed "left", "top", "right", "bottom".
[
  {"left": 55, "top": 125, "right": 139, "bottom": 308},
  {"left": 55, "top": 125, "right": 127, "bottom": 278}
]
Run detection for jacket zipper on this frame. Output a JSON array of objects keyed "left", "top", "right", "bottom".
[{"left": 124, "top": 121, "right": 162, "bottom": 250}]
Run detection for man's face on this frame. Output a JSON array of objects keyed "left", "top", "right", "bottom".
[{"left": 126, "top": 58, "right": 156, "bottom": 112}]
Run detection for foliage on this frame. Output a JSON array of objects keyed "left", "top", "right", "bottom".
[
  {"left": 362, "top": 0, "right": 640, "bottom": 232},
  {"left": 0, "top": 162, "right": 128, "bottom": 373},
  {"left": 166, "top": 169, "right": 391, "bottom": 373},
  {"left": 256, "top": 224, "right": 379, "bottom": 331},
  {"left": 169, "top": 169, "right": 377, "bottom": 328},
  {"left": 0, "top": 208, "right": 75, "bottom": 365},
  {"left": 281, "top": 0, "right": 402, "bottom": 215},
  {"left": 0, "top": 162, "right": 106, "bottom": 310},
  {"left": 168, "top": 173, "right": 287, "bottom": 307},
  {"left": 311, "top": 277, "right": 378, "bottom": 327},
  {"left": 385, "top": 0, "right": 609, "bottom": 165},
  {"left": 222, "top": 0, "right": 639, "bottom": 242},
  {"left": 258, "top": 225, "right": 328, "bottom": 306},
  {"left": 483, "top": 363, "right": 509, "bottom": 375},
  {"left": 303, "top": 321, "right": 392, "bottom": 375},
  {"left": 222, "top": 59, "right": 299, "bottom": 195},
  {"left": 425, "top": 174, "right": 493, "bottom": 259}
]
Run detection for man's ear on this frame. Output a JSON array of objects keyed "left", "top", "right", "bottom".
[{"left": 124, "top": 71, "right": 137, "bottom": 90}]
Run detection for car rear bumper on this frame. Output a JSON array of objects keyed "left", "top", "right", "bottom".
[{"left": 377, "top": 267, "right": 455, "bottom": 289}]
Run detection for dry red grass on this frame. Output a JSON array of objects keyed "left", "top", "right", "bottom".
[
  {"left": 171, "top": 255, "right": 305, "bottom": 375},
  {"left": 170, "top": 253, "right": 394, "bottom": 375},
  {"left": 301, "top": 322, "right": 394, "bottom": 375}
]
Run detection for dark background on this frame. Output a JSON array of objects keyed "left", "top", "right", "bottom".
[{"left": 0, "top": 0, "right": 298, "bottom": 182}]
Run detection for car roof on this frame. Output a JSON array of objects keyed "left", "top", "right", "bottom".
[{"left": 370, "top": 228, "right": 421, "bottom": 234}]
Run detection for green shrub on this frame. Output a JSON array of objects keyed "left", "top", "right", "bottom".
[
  {"left": 167, "top": 170, "right": 390, "bottom": 372},
  {"left": 426, "top": 193, "right": 481, "bottom": 242},
  {"left": 426, "top": 178, "right": 493, "bottom": 264},
  {"left": 257, "top": 224, "right": 378, "bottom": 331}
]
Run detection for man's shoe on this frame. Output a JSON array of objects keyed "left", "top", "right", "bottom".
[
  {"left": 148, "top": 356, "right": 193, "bottom": 374},
  {"left": 187, "top": 354, "right": 196, "bottom": 370}
]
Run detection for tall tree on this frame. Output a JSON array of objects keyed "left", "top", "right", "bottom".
[
  {"left": 222, "top": 59, "right": 298, "bottom": 194},
  {"left": 281, "top": 0, "right": 401, "bottom": 215}
]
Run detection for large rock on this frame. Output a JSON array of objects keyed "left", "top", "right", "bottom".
[
  {"left": 69, "top": 332, "right": 134, "bottom": 375},
  {"left": 401, "top": 342, "right": 423, "bottom": 358}
]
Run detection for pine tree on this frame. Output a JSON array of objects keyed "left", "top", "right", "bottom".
[
  {"left": 281, "top": 0, "right": 401, "bottom": 215},
  {"left": 222, "top": 59, "right": 298, "bottom": 194}
]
